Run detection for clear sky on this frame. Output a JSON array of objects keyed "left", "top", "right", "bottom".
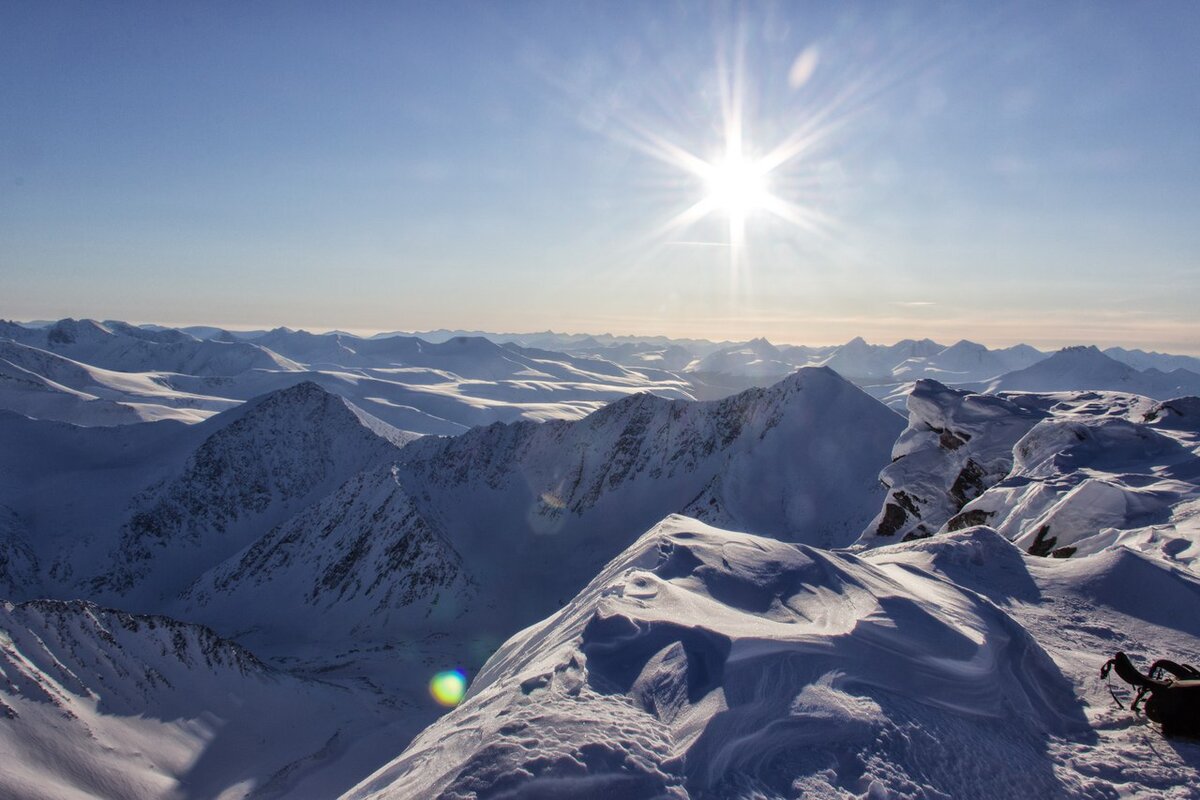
[{"left": 2, "top": 1, "right": 1198, "bottom": 352}]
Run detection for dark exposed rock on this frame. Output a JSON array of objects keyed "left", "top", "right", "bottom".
[
  {"left": 902, "top": 526, "right": 932, "bottom": 542},
  {"left": 1027, "top": 525, "right": 1057, "bottom": 557},
  {"left": 946, "top": 508, "right": 994, "bottom": 532},
  {"left": 894, "top": 490, "right": 921, "bottom": 516},
  {"left": 949, "top": 460, "right": 988, "bottom": 509},
  {"left": 875, "top": 503, "right": 908, "bottom": 537}
]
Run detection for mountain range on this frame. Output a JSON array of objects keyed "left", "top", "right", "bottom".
[{"left": 0, "top": 318, "right": 1198, "bottom": 798}]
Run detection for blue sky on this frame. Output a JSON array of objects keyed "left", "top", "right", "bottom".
[{"left": 2, "top": 1, "right": 1198, "bottom": 351}]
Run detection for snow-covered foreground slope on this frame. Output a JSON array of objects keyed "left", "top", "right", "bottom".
[
  {"left": 858, "top": 380, "right": 1200, "bottom": 567},
  {"left": 348, "top": 517, "right": 1200, "bottom": 800},
  {"left": 0, "top": 600, "right": 414, "bottom": 800}
]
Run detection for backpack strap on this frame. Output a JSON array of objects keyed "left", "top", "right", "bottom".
[
  {"left": 1149, "top": 659, "right": 1200, "bottom": 682},
  {"left": 1102, "top": 652, "right": 1168, "bottom": 690}
]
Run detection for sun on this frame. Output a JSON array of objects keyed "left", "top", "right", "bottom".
[
  {"left": 602, "top": 32, "right": 837, "bottom": 264},
  {"left": 703, "top": 153, "right": 770, "bottom": 218}
]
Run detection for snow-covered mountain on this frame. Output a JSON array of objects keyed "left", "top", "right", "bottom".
[
  {"left": 984, "top": 345, "right": 1200, "bottom": 399},
  {"left": 0, "top": 338, "right": 238, "bottom": 425},
  {"left": 0, "top": 382, "right": 414, "bottom": 610},
  {"left": 858, "top": 379, "right": 1200, "bottom": 566},
  {"left": 173, "top": 367, "right": 903, "bottom": 651},
  {"left": 1104, "top": 346, "right": 1200, "bottom": 374},
  {"left": 2, "top": 319, "right": 1200, "bottom": 799},
  {"left": 180, "top": 465, "right": 476, "bottom": 647},
  {"left": 0, "top": 318, "right": 300, "bottom": 375},
  {"left": 347, "top": 516, "right": 1200, "bottom": 799},
  {"left": 687, "top": 336, "right": 796, "bottom": 378},
  {"left": 891, "top": 339, "right": 1042, "bottom": 383},
  {"left": 683, "top": 335, "right": 1050, "bottom": 395},
  {"left": 1, "top": 319, "right": 697, "bottom": 434},
  {"left": 818, "top": 336, "right": 946, "bottom": 380}
]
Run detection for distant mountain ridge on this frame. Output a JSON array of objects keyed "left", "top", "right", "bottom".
[{"left": 5, "top": 318, "right": 1199, "bottom": 429}]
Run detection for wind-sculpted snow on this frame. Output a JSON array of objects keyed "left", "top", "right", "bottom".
[
  {"left": 869, "top": 526, "right": 1200, "bottom": 796},
  {"left": 0, "top": 600, "right": 407, "bottom": 800},
  {"left": 345, "top": 517, "right": 1087, "bottom": 800},
  {"left": 181, "top": 466, "right": 475, "bottom": 645},
  {"left": 961, "top": 409, "right": 1199, "bottom": 560},
  {"left": 859, "top": 379, "right": 1200, "bottom": 567}
]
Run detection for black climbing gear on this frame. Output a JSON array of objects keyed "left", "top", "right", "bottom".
[{"left": 1101, "top": 652, "right": 1200, "bottom": 738}]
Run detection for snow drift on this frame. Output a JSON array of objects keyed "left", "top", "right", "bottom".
[{"left": 346, "top": 516, "right": 1086, "bottom": 800}]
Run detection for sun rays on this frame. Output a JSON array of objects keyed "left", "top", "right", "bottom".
[{"left": 612, "top": 32, "right": 844, "bottom": 279}]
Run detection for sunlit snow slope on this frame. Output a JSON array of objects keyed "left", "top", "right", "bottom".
[{"left": 345, "top": 517, "right": 1200, "bottom": 800}]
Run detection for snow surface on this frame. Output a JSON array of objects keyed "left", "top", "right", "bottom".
[
  {"left": 0, "top": 600, "right": 417, "bottom": 800},
  {"left": 346, "top": 517, "right": 1200, "bottom": 799}
]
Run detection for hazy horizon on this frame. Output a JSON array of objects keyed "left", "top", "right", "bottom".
[{"left": 11, "top": 314, "right": 1200, "bottom": 357}]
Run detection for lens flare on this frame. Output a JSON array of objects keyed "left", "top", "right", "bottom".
[{"left": 429, "top": 669, "right": 468, "bottom": 707}]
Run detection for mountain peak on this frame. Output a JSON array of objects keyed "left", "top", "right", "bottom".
[
  {"left": 1057, "top": 345, "right": 1104, "bottom": 357},
  {"left": 45, "top": 318, "right": 112, "bottom": 345},
  {"left": 231, "top": 381, "right": 413, "bottom": 446}
]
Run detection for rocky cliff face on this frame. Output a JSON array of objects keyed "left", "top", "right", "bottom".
[
  {"left": 180, "top": 466, "right": 475, "bottom": 644},
  {"left": 859, "top": 380, "right": 1200, "bottom": 566},
  {"left": 860, "top": 379, "right": 1047, "bottom": 544},
  {"left": 71, "top": 382, "right": 412, "bottom": 604}
]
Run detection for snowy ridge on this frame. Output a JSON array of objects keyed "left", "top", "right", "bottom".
[
  {"left": 0, "top": 319, "right": 697, "bottom": 434},
  {"left": 984, "top": 345, "right": 1200, "bottom": 399},
  {"left": 398, "top": 367, "right": 900, "bottom": 546},
  {"left": 688, "top": 336, "right": 795, "bottom": 378},
  {"left": 69, "top": 382, "right": 413, "bottom": 605},
  {"left": 0, "top": 339, "right": 237, "bottom": 425},
  {"left": 346, "top": 516, "right": 1086, "bottom": 800},
  {"left": 0, "top": 318, "right": 300, "bottom": 375},
  {"left": 858, "top": 379, "right": 1200, "bottom": 566},
  {"left": 165, "top": 367, "right": 902, "bottom": 653}
]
